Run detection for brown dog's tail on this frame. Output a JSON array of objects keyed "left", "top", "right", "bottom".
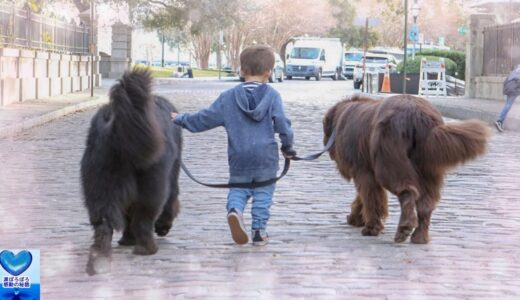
[{"left": 423, "top": 119, "right": 490, "bottom": 168}]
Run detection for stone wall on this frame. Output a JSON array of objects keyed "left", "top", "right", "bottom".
[
  {"left": 0, "top": 48, "right": 101, "bottom": 106},
  {"left": 466, "top": 14, "right": 506, "bottom": 101}
]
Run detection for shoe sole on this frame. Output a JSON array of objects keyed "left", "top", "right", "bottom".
[
  {"left": 227, "top": 213, "right": 248, "bottom": 245},
  {"left": 252, "top": 240, "right": 268, "bottom": 246}
]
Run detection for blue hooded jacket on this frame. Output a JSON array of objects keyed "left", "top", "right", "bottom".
[{"left": 173, "top": 83, "right": 294, "bottom": 180}]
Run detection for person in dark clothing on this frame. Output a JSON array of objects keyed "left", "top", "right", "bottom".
[
  {"left": 171, "top": 45, "right": 296, "bottom": 245},
  {"left": 496, "top": 65, "right": 520, "bottom": 132}
]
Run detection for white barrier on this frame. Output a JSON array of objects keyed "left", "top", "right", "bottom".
[{"left": 419, "top": 58, "right": 447, "bottom": 97}]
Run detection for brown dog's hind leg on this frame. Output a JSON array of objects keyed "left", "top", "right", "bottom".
[
  {"left": 355, "top": 172, "right": 388, "bottom": 236},
  {"left": 410, "top": 201, "right": 432, "bottom": 244},
  {"left": 347, "top": 195, "right": 365, "bottom": 227},
  {"left": 411, "top": 175, "right": 440, "bottom": 244},
  {"left": 394, "top": 188, "right": 419, "bottom": 243}
]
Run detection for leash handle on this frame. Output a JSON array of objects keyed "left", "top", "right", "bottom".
[
  {"left": 181, "top": 158, "right": 290, "bottom": 189},
  {"left": 180, "top": 128, "right": 336, "bottom": 189},
  {"left": 291, "top": 128, "right": 336, "bottom": 161}
]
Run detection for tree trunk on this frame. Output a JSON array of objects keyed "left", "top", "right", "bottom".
[
  {"left": 192, "top": 32, "right": 212, "bottom": 69},
  {"left": 224, "top": 25, "right": 248, "bottom": 72}
]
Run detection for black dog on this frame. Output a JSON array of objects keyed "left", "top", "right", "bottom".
[{"left": 81, "top": 69, "right": 182, "bottom": 275}]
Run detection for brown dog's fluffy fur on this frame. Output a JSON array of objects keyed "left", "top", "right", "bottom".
[{"left": 323, "top": 94, "right": 490, "bottom": 243}]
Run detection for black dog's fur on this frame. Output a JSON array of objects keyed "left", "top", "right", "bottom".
[{"left": 81, "top": 69, "right": 182, "bottom": 275}]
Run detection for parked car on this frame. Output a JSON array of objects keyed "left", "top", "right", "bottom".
[
  {"left": 353, "top": 53, "right": 398, "bottom": 89},
  {"left": 269, "top": 53, "right": 285, "bottom": 83},
  {"left": 238, "top": 53, "right": 285, "bottom": 83},
  {"left": 343, "top": 50, "right": 363, "bottom": 79}
]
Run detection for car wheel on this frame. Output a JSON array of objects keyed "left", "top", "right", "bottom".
[
  {"left": 269, "top": 71, "right": 275, "bottom": 83},
  {"left": 305, "top": 76, "right": 310, "bottom": 80},
  {"left": 286, "top": 75, "right": 292, "bottom": 80},
  {"left": 316, "top": 70, "right": 322, "bottom": 81}
]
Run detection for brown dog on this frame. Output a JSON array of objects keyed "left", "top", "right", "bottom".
[{"left": 323, "top": 94, "right": 490, "bottom": 243}]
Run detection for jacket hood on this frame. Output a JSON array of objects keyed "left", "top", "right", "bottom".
[{"left": 234, "top": 84, "right": 274, "bottom": 121}]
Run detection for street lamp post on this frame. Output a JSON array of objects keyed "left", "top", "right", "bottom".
[{"left": 411, "top": 1, "right": 421, "bottom": 61}]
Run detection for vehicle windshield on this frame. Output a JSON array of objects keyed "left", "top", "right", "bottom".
[
  {"left": 290, "top": 47, "right": 320, "bottom": 59},
  {"left": 365, "top": 57, "right": 388, "bottom": 63},
  {"left": 345, "top": 53, "right": 363, "bottom": 61}
]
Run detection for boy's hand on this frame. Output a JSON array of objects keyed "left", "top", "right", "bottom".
[
  {"left": 281, "top": 145, "right": 297, "bottom": 159},
  {"left": 171, "top": 112, "right": 178, "bottom": 120}
]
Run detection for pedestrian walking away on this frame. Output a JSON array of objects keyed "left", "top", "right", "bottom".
[
  {"left": 171, "top": 45, "right": 296, "bottom": 246},
  {"left": 496, "top": 65, "right": 520, "bottom": 132}
]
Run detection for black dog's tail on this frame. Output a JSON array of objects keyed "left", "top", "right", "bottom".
[{"left": 109, "top": 68, "right": 164, "bottom": 168}]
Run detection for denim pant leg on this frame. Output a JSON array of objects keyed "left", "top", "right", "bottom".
[
  {"left": 498, "top": 95, "right": 518, "bottom": 123},
  {"left": 226, "top": 188, "right": 252, "bottom": 213},
  {"left": 251, "top": 184, "right": 276, "bottom": 231}
]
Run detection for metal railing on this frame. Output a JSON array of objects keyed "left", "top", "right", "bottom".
[
  {"left": 0, "top": 3, "right": 89, "bottom": 54},
  {"left": 483, "top": 22, "right": 520, "bottom": 76}
]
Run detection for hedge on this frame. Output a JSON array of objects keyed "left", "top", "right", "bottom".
[
  {"left": 414, "top": 49, "right": 465, "bottom": 79},
  {"left": 397, "top": 56, "right": 457, "bottom": 78}
]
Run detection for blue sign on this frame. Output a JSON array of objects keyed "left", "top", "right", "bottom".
[
  {"left": 0, "top": 249, "right": 40, "bottom": 300},
  {"left": 409, "top": 25, "right": 419, "bottom": 42}
]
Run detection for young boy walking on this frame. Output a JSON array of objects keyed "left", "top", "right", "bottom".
[{"left": 171, "top": 45, "right": 296, "bottom": 245}]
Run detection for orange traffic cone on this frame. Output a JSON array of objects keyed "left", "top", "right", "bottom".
[{"left": 381, "top": 64, "right": 391, "bottom": 93}]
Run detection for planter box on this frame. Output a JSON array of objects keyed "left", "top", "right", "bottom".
[{"left": 378, "top": 73, "right": 420, "bottom": 94}]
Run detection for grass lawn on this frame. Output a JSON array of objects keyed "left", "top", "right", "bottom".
[{"left": 133, "top": 64, "right": 236, "bottom": 78}]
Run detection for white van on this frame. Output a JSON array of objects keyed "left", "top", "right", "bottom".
[{"left": 285, "top": 38, "right": 344, "bottom": 81}]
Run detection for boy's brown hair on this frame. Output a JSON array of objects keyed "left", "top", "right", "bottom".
[{"left": 240, "top": 45, "right": 275, "bottom": 76}]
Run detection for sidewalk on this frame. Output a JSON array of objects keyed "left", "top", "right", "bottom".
[
  {"left": 0, "top": 79, "right": 114, "bottom": 138},
  {"left": 425, "top": 95, "right": 520, "bottom": 130},
  {"left": 0, "top": 79, "right": 519, "bottom": 138}
]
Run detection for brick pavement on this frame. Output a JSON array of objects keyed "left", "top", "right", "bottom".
[{"left": 0, "top": 80, "right": 519, "bottom": 299}]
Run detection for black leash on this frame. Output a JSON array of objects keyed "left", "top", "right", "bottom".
[{"left": 180, "top": 129, "right": 336, "bottom": 189}]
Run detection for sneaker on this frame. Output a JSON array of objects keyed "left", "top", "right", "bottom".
[
  {"left": 227, "top": 209, "right": 248, "bottom": 245},
  {"left": 495, "top": 121, "right": 504, "bottom": 132},
  {"left": 252, "top": 229, "right": 269, "bottom": 246}
]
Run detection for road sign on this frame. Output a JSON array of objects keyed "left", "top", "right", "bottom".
[
  {"left": 457, "top": 26, "right": 467, "bottom": 35},
  {"left": 409, "top": 25, "right": 419, "bottom": 42}
]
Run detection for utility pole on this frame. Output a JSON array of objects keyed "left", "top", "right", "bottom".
[
  {"left": 161, "top": 32, "right": 165, "bottom": 68},
  {"left": 90, "top": 0, "right": 95, "bottom": 97},
  {"left": 362, "top": 17, "right": 369, "bottom": 93},
  {"left": 218, "top": 31, "right": 223, "bottom": 80},
  {"left": 403, "top": 0, "right": 409, "bottom": 94}
]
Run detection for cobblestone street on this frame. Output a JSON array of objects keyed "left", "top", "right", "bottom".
[{"left": 1, "top": 80, "right": 520, "bottom": 299}]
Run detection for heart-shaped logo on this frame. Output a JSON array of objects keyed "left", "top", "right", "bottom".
[{"left": 0, "top": 250, "right": 33, "bottom": 276}]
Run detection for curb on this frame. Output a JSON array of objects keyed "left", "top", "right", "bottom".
[
  {"left": 432, "top": 102, "right": 520, "bottom": 130},
  {"left": 154, "top": 77, "right": 238, "bottom": 84},
  {"left": 0, "top": 96, "right": 108, "bottom": 139}
]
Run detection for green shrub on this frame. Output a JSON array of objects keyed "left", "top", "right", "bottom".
[{"left": 397, "top": 56, "right": 457, "bottom": 77}]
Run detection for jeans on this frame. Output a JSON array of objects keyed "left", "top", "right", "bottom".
[
  {"left": 226, "top": 177, "right": 276, "bottom": 231},
  {"left": 498, "top": 94, "right": 519, "bottom": 123}
]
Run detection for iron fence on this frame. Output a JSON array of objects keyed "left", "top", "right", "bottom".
[
  {"left": 483, "top": 22, "right": 520, "bottom": 76},
  {"left": 0, "top": 3, "right": 89, "bottom": 54}
]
